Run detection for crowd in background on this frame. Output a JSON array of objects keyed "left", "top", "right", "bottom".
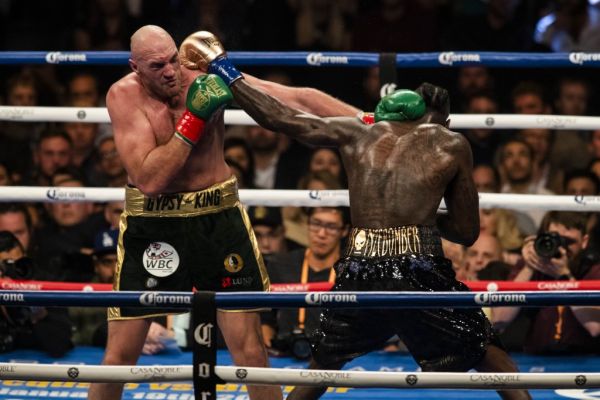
[{"left": 0, "top": 0, "right": 599, "bottom": 358}]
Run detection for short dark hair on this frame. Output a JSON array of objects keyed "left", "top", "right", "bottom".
[
  {"left": 499, "top": 137, "right": 534, "bottom": 162},
  {"left": 415, "top": 82, "right": 450, "bottom": 119},
  {"left": 0, "top": 230, "right": 23, "bottom": 253},
  {"left": 0, "top": 203, "right": 32, "bottom": 231},
  {"left": 564, "top": 169, "right": 600, "bottom": 194},
  {"left": 511, "top": 81, "right": 546, "bottom": 105},
  {"left": 37, "top": 129, "right": 73, "bottom": 149},
  {"left": 307, "top": 206, "right": 351, "bottom": 226},
  {"left": 539, "top": 211, "right": 589, "bottom": 236}
]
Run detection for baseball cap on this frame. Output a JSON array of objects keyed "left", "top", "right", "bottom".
[
  {"left": 248, "top": 206, "right": 282, "bottom": 227},
  {"left": 93, "top": 228, "right": 119, "bottom": 256}
]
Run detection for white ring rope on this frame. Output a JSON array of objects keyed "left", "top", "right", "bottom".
[
  {"left": 0, "top": 362, "right": 597, "bottom": 389},
  {"left": 1, "top": 186, "right": 599, "bottom": 211},
  {"left": 0, "top": 106, "right": 596, "bottom": 130}
]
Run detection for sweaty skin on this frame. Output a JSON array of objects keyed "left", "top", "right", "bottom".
[
  {"left": 89, "top": 26, "right": 359, "bottom": 400},
  {"left": 231, "top": 80, "right": 479, "bottom": 246}
]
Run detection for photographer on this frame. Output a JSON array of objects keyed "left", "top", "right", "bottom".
[
  {"left": 0, "top": 230, "right": 73, "bottom": 357},
  {"left": 262, "top": 207, "right": 349, "bottom": 359},
  {"left": 491, "top": 212, "right": 600, "bottom": 354}
]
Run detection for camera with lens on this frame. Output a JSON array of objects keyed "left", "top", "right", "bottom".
[
  {"left": 271, "top": 328, "right": 313, "bottom": 360},
  {"left": 0, "top": 257, "right": 33, "bottom": 279},
  {"left": 534, "top": 232, "right": 576, "bottom": 258}
]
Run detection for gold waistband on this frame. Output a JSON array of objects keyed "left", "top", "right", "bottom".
[
  {"left": 346, "top": 225, "right": 441, "bottom": 257},
  {"left": 125, "top": 176, "right": 239, "bottom": 217}
]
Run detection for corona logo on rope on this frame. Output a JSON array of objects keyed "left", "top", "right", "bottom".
[
  {"left": 0, "top": 292, "right": 24, "bottom": 302},
  {"left": 474, "top": 292, "right": 526, "bottom": 305},
  {"left": 46, "top": 188, "right": 86, "bottom": 201},
  {"left": 305, "top": 292, "right": 358, "bottom": 305},
  {"left": 45, "top": 52, "right": 87, "bottom": 64},
  {"left": 569, "top": 52, "right": 600, "bottom": 65},
  {"left": 306, "top": 52, "right": 349, "bottom": 66},
  {"left": 138, "top": 292, "right": 191, "bottom": 306},
  {"left": 437, "top": 52, "right": 481, "bottom": 66}
]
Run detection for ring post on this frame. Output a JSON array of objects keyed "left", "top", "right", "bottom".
[{"left": 192, "top": 291, "right": 219, "bottom": 399}]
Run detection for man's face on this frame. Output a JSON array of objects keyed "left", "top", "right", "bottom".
[
  {"left": 247, "top": 126, "right": 279, "bottom": 153},
  {"left": 94, "top": 253, "right": 117, "bottom": 283},
  {"left": 513, "top": 93, "right": 546, "bottom": 114},
  {"left": 458, "top": 67, "right": 491, "bottom": 97},
  {"left": 64, "top": 122, "right": 97, "bottom": 152},
  {"left": 310, "top": 149, "right": 342, "bottom": 179},
  {"left": 69, "top": 75, "right": 99, "bottom": 105},
  {"left": 253, "top": 225, "right": 285, "bottom": 256},
  {"left": 308, "top": 209, "right": 347, "bottom": 258},
  {"left": 464, "top": 234, "right": 502, "bottom": 274},
  {"left": 556, "top": 82, "right": 588, "bottom": 116},
  {"left": 589, "top": 130, "right": 600, "bottom": 158},
  {"left": 472, "top": 165, "right": 497, "bottom": 193},
  {"left": 9, "top": 84, "right": 37, "bottom": 106},
  {"left": 224, "top": 146, "right": 250, "bottom": 172},
  {"left": 520, "top": 129, "right": 551, "bottom": 164},
  {"left": 547, "top": 222, "right": 586, "bottom": 259},
  {"left": 132, "top": 45, "right": 182, "bottom": 100},
  {"left": 49, "top": 181, "right": 92, "bottom": 227},
  {"left": 0, "top": 212, "right": 30, "bottom": 250},
  {"left": 98, "top": 138, "right": 125, "bottom": 178},
  {"left": 501, "top": 142, "right": 533, "bottom": 184},
  {"left": 104, "top": 201, "right": 124, "bottom": 229},
  {"left": 565, "top": 177, "right": 597, "bottom": 196},
  {"left": 37, "top": 137, "right": 72, "bottom": 178}
]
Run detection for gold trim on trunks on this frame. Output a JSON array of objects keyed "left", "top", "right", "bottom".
[{"left": 125, "top": 175, "right": 239, "bottom": 217}]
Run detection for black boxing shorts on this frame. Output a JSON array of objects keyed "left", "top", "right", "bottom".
[
  {"left": 108, "top": 176, "right": 270, "bottom": 320},
  {"left": 311, "top": 225, "right": 501, "bottom": 372}
]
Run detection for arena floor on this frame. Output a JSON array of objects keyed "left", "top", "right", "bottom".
[{"left": 1, "top": 347, "right": 598, "bottom": 399}]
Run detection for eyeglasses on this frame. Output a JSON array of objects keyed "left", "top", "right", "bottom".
[{"left": 308, "top": 219, "right": 343, "bottom": 235}]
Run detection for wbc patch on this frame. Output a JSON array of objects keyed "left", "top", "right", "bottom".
[{"left": 142, "top": 242, "right": 180, "bottom": 277}]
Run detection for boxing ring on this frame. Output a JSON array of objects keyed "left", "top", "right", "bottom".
[{"left": 1, "top": 50, "right": 600, "bottom": 399}]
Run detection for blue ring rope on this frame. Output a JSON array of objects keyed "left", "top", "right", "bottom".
[
  {"left": 0, "top": 290, "right": 598, "bottom": 309},
  {"left": 0, "top": 51, "right": 598, "bottom": 67}
]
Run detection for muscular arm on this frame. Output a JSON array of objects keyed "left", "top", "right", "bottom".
[
  {"left": 107, "top": 84, "right": 191, "bottom": 196},
  {"left": 436, "top": 135, "right": 479, "bottom": 246},
  {"left": 231, "top": 79, "right": 365, "bottom": 147},
  {"left": 244, "top": 74, "right": 359, "bottom": 117}
]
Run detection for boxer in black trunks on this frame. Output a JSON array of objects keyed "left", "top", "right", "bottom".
[
  {"left": 180, "top": 31, "right": 530, "bottom": 399},
  {"left": 231, "top": 81, "right": 531, "bottom": 400}
]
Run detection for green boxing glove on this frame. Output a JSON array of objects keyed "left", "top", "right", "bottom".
[
  {"left": 174, "top": 74, "right": 233, "bottom": 146},
  {"left": 374, "top": 89, "right": 426, "bottom": 123}
]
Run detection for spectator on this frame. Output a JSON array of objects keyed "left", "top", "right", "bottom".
[
  {"left": 67, "top": 71, "right": 101, "bottom": 106},
  {"left": 517, "top": 128, "right": 564, "bottom": 193},
  {"left": 455, "top": 67, "right": 495, "bottom": 111},
  {"left": 289, "top": 0, "right": 356, "bottom": 50},
  {"left": 473, "top": 163, "right": 501, "bottom": 193},
  {"left": 73, "top": 0, "right": 139, "bottom": 50},
  {"left": 102, "top": 200, "right": 123, "bottom": 230},
  {"left": 308, "top": 148, "right": 347, "bottom": 187},
  {"left": 479, "top": 208, "right": 525, "bottom": 252},
  {"left": 589, "top": 157, "right": 600, "bottom": 181},
  {"left": 493, "top": 211, "right": 600, "bottom": 354},
  {"left": 34, "top": 174, "right": 106, "bottom": 281},
  {"left": 0, "top": 203, "right": 34, "bottom": 253},
  {"left": 563, "top": 169, "right": 600, "bottom": 195},
  {"left": 534, "top": 0, "right": 600, "bottom": 52},
  {"left": 264, "top": 207, "right": 349, "bottom": 357},
  {"left": 70, "top": 228, "right": 118, "bottom": 347},
  {"left": 284, "top": 170, "right": 344, "bottom": 247},
  {"left": 94, "top": 132, "right": 127, "bottom": 187},
  {"left": 498, "top": 137, "right": 553, "bottom": 227},
  {"left": 25, "top": 130, "right": 74, "bottom": 187},
  {"left": 62, "top": 104, "right": 100, "bottom": 183},
  {"left": 0, "top": 162, "right": 12, "bottom": 186},
  {"left": 352, "top": 0, "right": 441, "bottom": 52},
  {"left": 551, "top": 77, "right": 593, "bottom": 172},
  {"left": 463, "top": 93, "right": 502, "bottom": 165},
  {"left": 511, "top": 81, "right": 551, "bottom": 114},
  {"left": 0, "top": 230, "right": 73, "bottom": 356},
  {"left": 248, "top": 206, "right": 292, "bottom": 259},
  {"left": 463, "top": 233, "right": 509, "bottom": 281},
  {"left": 224, "top": 137, "right": 255, "bottom": 188}
]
